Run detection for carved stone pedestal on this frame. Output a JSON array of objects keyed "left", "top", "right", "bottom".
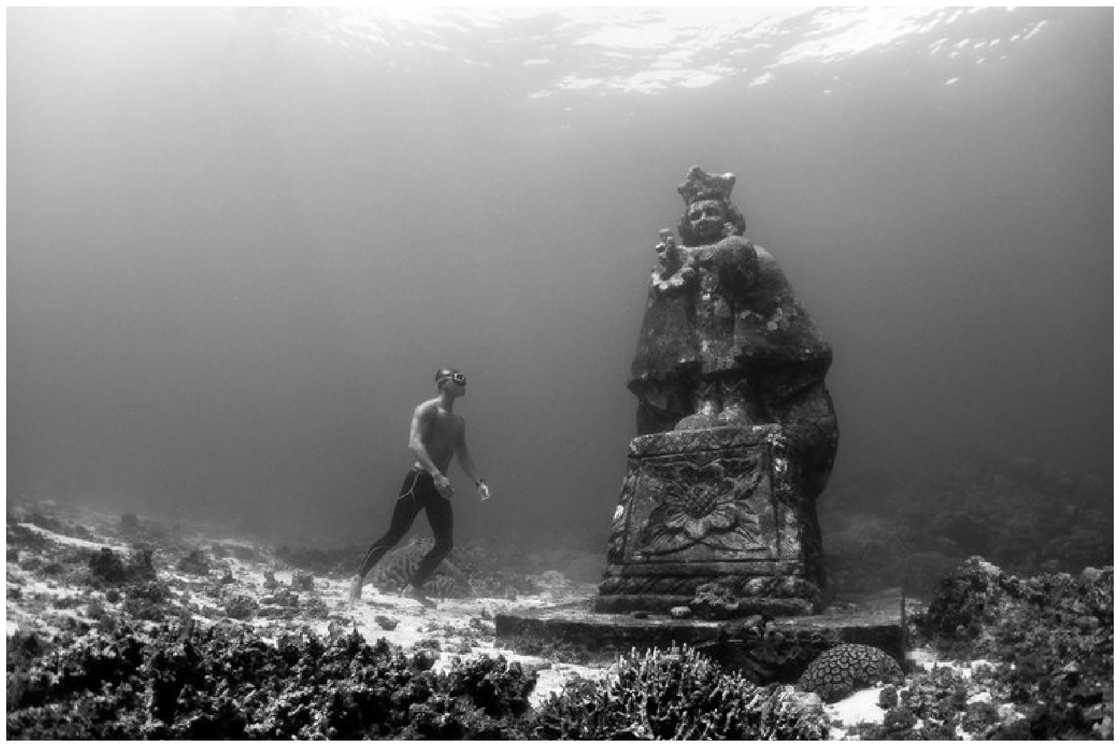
[{"left": 595, "top": 424, "right": 823, "bottom": 617}]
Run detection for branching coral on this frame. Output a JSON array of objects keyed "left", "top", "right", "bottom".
[
  {"left": 7, "top": 622, "right": 539, "bottom": 739},
  {"left": 531, "top": 644, "right": 829, "bottom": 739}
]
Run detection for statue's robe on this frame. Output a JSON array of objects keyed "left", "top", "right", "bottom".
[
  {"left": 628, "top": 257, "right": 700, "bottom": 436},
  {"left": 733, "top": 245, "right": 837, "bottom": 500},
  {"left": 629, "top": 239, "right": 837, "bottom": 499}
]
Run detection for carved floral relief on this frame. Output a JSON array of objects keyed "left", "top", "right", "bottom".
[{"left": 633, "top": 455, "right": 773, "bottom": 557}]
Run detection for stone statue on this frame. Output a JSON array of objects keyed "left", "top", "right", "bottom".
[
  {"left": 598, "top": 166, "right": 839, "bottom": 617},
  {"left": 629, "top": 165, "right": 837, "bottom": 499}
]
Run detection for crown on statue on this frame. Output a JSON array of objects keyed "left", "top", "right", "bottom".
[{"left": 677, "top": 165, "right": 736, "bottom": 205}]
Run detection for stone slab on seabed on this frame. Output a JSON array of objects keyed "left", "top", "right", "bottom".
[{"left": 495, "top": 587, "right": 906, "bottom": 667}]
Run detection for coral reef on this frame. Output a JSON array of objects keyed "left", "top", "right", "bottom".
[
  {"left": 88, "top": 547, "right": 157, "bottom": 587},
  {"left": 223, "top": 594, "right": 259, "bottom": 621},
  {"left": 795, "top": 643, "right": 903, "bottom": 703},
  {"left": 817, "top": 555, "right": 1114, "bottom": 740},
  {"left": 920, "top": 555, "right": 1021, "bottom": 639},
  {"left": 121, "top": 579, "right": 177, "bottom": 621},
  {"left": 176, "top": 549, "right": 211, "bottom": 575},
  {"left": 290, "top": 571, "right": 314, "bottom": 591},
  {"left": 851, "top": 664, "right": 993, "bottom": 739},
  {"left": 5, "top": 501, "right": 603, "bottom": 739},
  {"left": 7, "top": 623, "right": 539, "bottom": 739},
  {"left": 531, "top": 644, "right": 829, "bottom": 739},
  {"left": 8, "top": 499, "right": 1110, "bottom": 740}
]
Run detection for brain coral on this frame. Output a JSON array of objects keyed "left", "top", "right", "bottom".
[{"left": 796, "top": 643, "right": 903, "bottom": 703}]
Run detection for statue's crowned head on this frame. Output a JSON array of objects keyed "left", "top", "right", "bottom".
[{"left": 676, "top": 165, "right": 747, "bottom": 246}]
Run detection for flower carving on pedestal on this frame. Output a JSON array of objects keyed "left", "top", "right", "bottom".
[{"left": 638, "top": 458, "right": 763, "bottom": 555}]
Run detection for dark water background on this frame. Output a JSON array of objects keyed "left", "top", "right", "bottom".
[{"left": 7, "top": 8, "right": 1113, "bottom": 554}]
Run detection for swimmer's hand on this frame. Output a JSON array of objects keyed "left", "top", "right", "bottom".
[
  {"left": 434, "top": 473, "right": 454, "bottom": 498},
  {"left": 476, "top": 480, "right": 490, "bottom": 502}
]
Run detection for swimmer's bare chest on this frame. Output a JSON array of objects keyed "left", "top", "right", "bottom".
[{"left": 414, "top": 406, "right": 462, "bottom": 472}]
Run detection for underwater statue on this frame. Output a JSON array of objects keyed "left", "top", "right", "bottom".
[
  {"left": 598, "top": 166, "right": 838, "bottom": 617},
  {"left": 630, "top": 168, "right": 755, "bottom": 433}
]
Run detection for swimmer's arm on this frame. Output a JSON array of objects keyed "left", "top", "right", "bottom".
[
  {"left": 455, "top": 420, "right": 489, "bottom": 501},
  {"left": 453, "top": 419, "right": 482, "bottom": 485},
  {"left": 408, "top": 404, "right": 443, "bottom": 478}
]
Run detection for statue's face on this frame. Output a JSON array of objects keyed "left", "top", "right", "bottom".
[{"left": 687, "top": 199, "right": 725, "bottom": 242}]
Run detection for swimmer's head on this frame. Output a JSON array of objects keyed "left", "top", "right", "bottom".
[{"left": 435, "top": 368, "right": 466, "bottom": 393}]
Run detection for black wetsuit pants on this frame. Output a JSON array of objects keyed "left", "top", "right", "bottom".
[{"left": 356, "top": 468, "right": 453, "bottom": 589}]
